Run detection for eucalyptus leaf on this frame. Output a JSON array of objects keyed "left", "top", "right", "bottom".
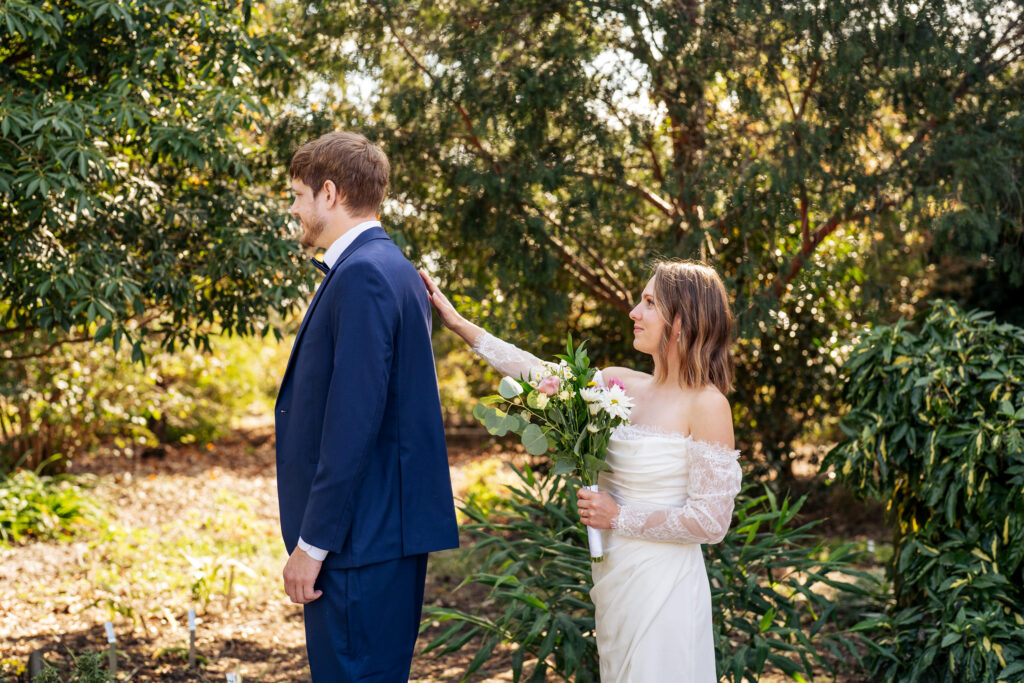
[{"left": 521, "top": 424, "right": 549, "bottom": 456}]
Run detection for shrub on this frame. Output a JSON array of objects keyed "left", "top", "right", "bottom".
[
  {"left": 422, "top": 466, "right": 871, "bottom": 682},
  {"left": 0, "top": 332, "right": 290, "bottom": 471},
  {"left": 706, "top": 489, "right": 873, "bottom": 681},
  {"left": 423, "top": 467, "right": 597, "bottom": 682},
  {"left": 0, "top": 464, "right": 102, "bottom": 544},
  {"left": 825, "top": 300, "right": 1024, "bottom": 681},
  {"left": 35, "top": 649, "right": 113, "bottom": 683}
]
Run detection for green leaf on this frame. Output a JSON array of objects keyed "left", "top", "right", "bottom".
[
  {"left": 93, "top": 322, "right": 112, "bottom": 342},
  {"left": 939, "top": 632, "right": 961, "bottom": 647},
  {"left": 499, "top": 376, "right": 524, "bottom": 399},
  {"left": 521, "top": 424, "right": 548, "bottom": 456},
  {"left": 551, "top": 457, "right": 576, "bottom": 476}
]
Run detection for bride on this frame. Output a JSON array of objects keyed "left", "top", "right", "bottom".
[{"left": 420, "top": 260, "right": 742, "bottom": 682}]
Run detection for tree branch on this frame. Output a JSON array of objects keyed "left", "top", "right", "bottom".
[
  {"left": 576, "top": 169, "right": 676, "bottom": 218},
  {"left": 519, "top": 203, "right": 632, "bottom": 312},
  {"left": 797, "top": 61, "right": 821, "bottom": 120},
  {"left": 365, "top": 0, "right": 503, "bottom": 175},
  {"left": 772, "top": 203, "right": 890, "bottom": 298},
  {"left": 642, "top": 135, "right": 665, "bottom": 186},
  {"left": 5, "top": 335, "right": 93, "bottom": 360},
  {"left": 0, "top": 49, "right": 32, "bottom": 70}
]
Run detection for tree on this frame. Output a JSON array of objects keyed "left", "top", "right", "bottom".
[
  {"left": 280, "top": 0, "right": 1024, "bottom": 475},
  {"left": 0, "top": 0, "right": 312, "bottom": 363}
]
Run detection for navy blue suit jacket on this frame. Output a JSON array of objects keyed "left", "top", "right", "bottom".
[{"left": 275, "top": 227, "right": 459, "bottom": 570}]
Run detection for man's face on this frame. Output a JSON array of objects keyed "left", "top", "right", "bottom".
[{"left": 289, "top": 177, "right": 327, "bottom": 248}]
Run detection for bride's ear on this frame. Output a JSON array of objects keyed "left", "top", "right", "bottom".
[{"left": 672, "top": 315, "right": 683, "bottom": 342}]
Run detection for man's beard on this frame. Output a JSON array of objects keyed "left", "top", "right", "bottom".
[{"left": 299, "top": 215, "right": 326, "bottom": 248}]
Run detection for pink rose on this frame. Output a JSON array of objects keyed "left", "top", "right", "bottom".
[
  {"left": 608, "top": 377, "right": 626, "bottom": 391},
  {"left": 537, "top": 376, "right": 561, "bottom": 396}
]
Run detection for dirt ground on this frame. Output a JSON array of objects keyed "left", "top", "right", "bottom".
[
  {"left": 0, "top": 427, "right": 882, "bottom": 681},
  {"left": 0, "top": 427, "right": 546, "bottom": 682}
]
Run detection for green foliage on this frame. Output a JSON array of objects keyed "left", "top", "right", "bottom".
[
  {"left": 0, "top": 332, "right": 291, "bottom": 470},
  {"left": 460, "top": 457, "right": 511, "bottom": 518},
  {"left": 0, "top": 464, "right": 102, "bottom": 544},
  {"left": 35, "top": 649, "right": 113, "bottom": 683},
  {"left": 1, "top": 0, "right": 311, "bottom": 360},
  {"left": 433, "top": 325, "right": 499, "bottom": 427},
  {"left": 87, "top": 488, "right": 280, "bottom": 624},
  {"left": 825, "top": 300, "right": 1024, "bottom": 681},
  {"left": 423, "top": 467, "right": 871, "bottom": 682},
  {"left": 706, "top": 489, "right": 874, "bottom": 681},
  {"left": 422, "top": 467, "right": 599, "bottom": 682},
  {"left": 286, "top": 0, "right": 1023, "bottom": 475}
]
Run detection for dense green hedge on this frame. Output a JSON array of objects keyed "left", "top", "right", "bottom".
[{"left": 826, "top": 301, "right": 1024, "bottom": 681}]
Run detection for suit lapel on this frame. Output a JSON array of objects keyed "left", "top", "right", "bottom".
[{"left": 279, "top": 228, "right": 392, "bottom": 392}]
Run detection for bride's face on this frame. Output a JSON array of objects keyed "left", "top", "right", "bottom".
[{"left": 629, "top": 278, "right": 667, "bottom": 355}]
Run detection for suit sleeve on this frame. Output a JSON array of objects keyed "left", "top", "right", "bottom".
[{"left": 298, "top": 261, "right": 396, "bottom": 552}]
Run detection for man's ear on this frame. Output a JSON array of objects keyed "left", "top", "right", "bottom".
[{"left": 321, "top": 180, "right": 345, "bottom": 209}]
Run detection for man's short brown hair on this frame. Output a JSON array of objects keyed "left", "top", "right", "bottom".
[{"left": 289, "top": 132, "right": 390, "bottom": 215}]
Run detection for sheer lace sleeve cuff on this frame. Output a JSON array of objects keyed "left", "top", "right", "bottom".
[
  {"left": 610, "top": 439, "right": 742, "bottom": 545},
  {"left": 471, "top": 331, "right": 546, "bottom": 381}
]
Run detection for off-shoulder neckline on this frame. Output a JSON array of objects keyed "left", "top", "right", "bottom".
[
  {"left": 613, "top": 423, "right": 691, "bottom": 441},
  {"left": 611, "top": 424, "right": 740, "bottom": 457}
]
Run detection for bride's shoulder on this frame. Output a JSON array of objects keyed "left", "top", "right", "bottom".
[
  {"left": 600, "top": 366, "right": 650, "bottom": 391},
  {"left": 688, "top": 386, "right": 734, "bottom": 449}
]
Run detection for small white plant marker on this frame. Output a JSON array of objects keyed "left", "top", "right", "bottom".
[
  {"left": 104, "top": 621, "right": 117, "bottom": 675},
  {"left": 187, "top": 608, "right": 197, "bottom": 668}
]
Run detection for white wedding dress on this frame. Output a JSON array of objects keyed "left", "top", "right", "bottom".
[{"left": 472, "top": 333, "right": 743, "bottom": 683}]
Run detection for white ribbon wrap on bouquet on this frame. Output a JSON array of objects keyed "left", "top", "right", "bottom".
[{"left": 586, "top": 484, "right": 604, "bottom": 562}]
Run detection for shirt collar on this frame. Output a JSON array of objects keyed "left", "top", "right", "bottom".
[{"left": 322, "top": 220, "right": 382, "bottom": 268}]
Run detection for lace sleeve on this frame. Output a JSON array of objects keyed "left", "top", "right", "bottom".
[
  {"left": 472, "top": 331, "right": 546, "bottom": 381},
  {"left": 611, "top": 439, "right": 742, "bottom": 545}
]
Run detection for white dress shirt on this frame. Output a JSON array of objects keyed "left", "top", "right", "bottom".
[
  {"left": 322, "top": 220, "right": 381, "bottom": 268},
  {"left": 298, "top": 219, "right": 382, "bottom": 562}
]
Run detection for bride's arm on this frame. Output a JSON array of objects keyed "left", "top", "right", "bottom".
[
  {"left": 610, "top": 392, "right": 741, "bottom": 545},
  {"left": 611, "top": 440, "right": 741, "bottom": 544},
  {"left": 419, "top": 270, "right": 546, "bottom": 380}
]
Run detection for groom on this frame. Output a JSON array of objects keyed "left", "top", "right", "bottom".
[{"left": 275, "top": 131, "right": 459, "bottom": 681}]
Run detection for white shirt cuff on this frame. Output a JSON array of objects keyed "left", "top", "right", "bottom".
[{"left": 297, "top": 537, "right": 328, "bottom": 561}]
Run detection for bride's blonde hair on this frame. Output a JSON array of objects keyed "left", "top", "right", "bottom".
[{"left": 651, "top": 260, "right": 733, "bottom": 394}]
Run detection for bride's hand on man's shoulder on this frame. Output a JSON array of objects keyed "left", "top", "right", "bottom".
[{"left": 419, "top": 269, "right": 463, "bottom": 331}]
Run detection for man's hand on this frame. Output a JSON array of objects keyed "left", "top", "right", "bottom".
[{"left": 282, "top": 547, "right": 324, "bottom": 604}]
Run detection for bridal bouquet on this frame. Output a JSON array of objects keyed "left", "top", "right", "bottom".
[{"left": 473, "top": 336, "right": 634, "bottom": 561}]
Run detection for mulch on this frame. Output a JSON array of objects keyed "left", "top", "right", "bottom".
[{"left": 0, "top": 427, "right": 528, "bottom": 682}]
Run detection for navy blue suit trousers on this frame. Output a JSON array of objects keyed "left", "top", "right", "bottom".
[{"left": 304, "top": 554, "right": 428, "bottom": 681}]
